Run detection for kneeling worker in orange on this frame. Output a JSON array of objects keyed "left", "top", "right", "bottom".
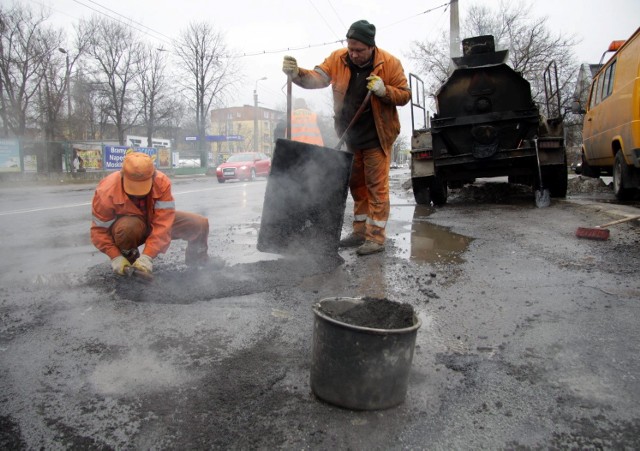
[{"left": 91, "top": 152, "right": 209, "bottom": 276}]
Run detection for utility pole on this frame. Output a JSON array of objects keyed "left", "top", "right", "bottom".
[
  {"left": 448, "top": 0, "right": 461, "bottom": 74},
  {"left": 254, "top": 77, "right": 266, "bottom": 152},
  {"left": 58, "top": 48, "right": 72, "bottom": 137}
]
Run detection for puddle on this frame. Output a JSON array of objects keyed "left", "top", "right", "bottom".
[{"left": 393, "top": 204, "right": 473, "bottom": 264}]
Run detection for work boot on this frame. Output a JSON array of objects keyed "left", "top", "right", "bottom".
[
  {"left": 356, "top": 240, "right": 385, "bottom": 256},
  {"left": 339, "top": 233, "right": 365, "bottom": 248}
]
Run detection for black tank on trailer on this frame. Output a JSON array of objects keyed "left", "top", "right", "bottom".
[{"left": 410, "top": 35, "right": 567, "bottom": 206}]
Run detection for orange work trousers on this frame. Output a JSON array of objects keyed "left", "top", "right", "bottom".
[
  {"left": 111, "top": 212, "right": 209, "bottom": 265},
  {"left": 348, "top": 146, "right": 391, "bottom": 245}
]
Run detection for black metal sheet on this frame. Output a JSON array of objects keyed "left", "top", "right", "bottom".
[{"left": 258, "top": 139, "right": 353, "bottom": 255}]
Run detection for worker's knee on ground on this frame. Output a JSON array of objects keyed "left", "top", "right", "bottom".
[{"left": 112, "top": 216, "right": 146, "bottom": 250}]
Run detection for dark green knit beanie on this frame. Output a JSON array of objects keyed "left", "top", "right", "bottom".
[{"left": 346, "top": 20, "right": 376, "bottom": 47}]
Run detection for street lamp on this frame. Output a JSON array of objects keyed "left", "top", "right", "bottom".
[
  {"left": 58, "top": 48, "right": 71, "bottom": 133},
  {"left": 254, "top": 77, "right": 267, "bottom": 152}
]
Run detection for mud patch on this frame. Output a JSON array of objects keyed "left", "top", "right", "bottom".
[
  {"left": 0, "top": 415, "right": 25, "bottom": 449},
  {"left": 447, "top": 182, "right": 532, "bottom": 204},
  {"left": 136, "top": 332, "right": 305, "bottom": 449},
  {"left": 88, "top": 254, "right": 344, "bottom": 304},
  {"left": 549, "top": 416, "right": 640, "bottom": 448},
  {"left": 567, "top": 176, "right": 612, "bottom": 194},
  {"left": 318, "top": 297, "right": 414, "bottom": 329}
]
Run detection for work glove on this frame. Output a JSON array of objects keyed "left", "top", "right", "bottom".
[
  {"left": 366, "top": 75, "right": 386, "bottom": 97},
  {"left": 133, "top": 254, "right": 153, "bottom": 274},
  {"left": 282, "top": 55, "right": 299, "bottom": 78},
  {"left": 111, "top": 255, "right": 131, "bottom": 276}
]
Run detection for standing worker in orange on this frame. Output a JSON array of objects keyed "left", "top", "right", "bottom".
[
  {"left": 282, "top": 19, "right": 410, "bottom": 255},
  {"left": 290, "top": 98, "right": 324, "bottom": 146},
  {"left": 91, "top": 152, "right": 210, "bottom": 276}
]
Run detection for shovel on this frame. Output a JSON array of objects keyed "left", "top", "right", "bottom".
[
  {"left": 257, "top": 79, "right": 371, "bottom": 255},
  {"left": 533, "top": 137, "right": 550, "bottom": 208}
]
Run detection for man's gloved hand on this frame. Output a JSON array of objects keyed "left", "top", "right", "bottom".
[
  {"left": 282, "top": 55, "right": 299, "bottom": 78},
  {"left": 133, "top": 254, "right": 153, "bottom": 274},
  {"left": 111, "top": 255, "right": 131, "bottom": 276},
  {"left": 366, "top": 75, "right": 386, "bottom": 97}
]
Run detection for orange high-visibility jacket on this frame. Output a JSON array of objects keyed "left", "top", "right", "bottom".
[
  {"left": 291, "top": 108, "right": 324, "bottom": 145},
  {"left": 91, "top": 170, "right": 176, "bottom": 259},
  {"left": 294, "top": 47, "right": 411, "bottom": 154}
]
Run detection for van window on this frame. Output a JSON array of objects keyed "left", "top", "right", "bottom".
[
  {"left": 589, "top": 78, "right": 599, "bottom": 109},
  {"left": 602, "top": 60, "right": 616, "bottom": 99},
  {"left": 596, "top": 72, "right": 606, "bottom": 105}
]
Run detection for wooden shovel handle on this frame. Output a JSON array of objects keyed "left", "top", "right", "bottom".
[
  {"left": 335, "top": 90, "right": 373, "bottom": 150},
  {"left": 286, "top": 76, "right": 292, "bottom": 140}
]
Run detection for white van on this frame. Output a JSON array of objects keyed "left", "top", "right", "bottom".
[{"left": 574, "top": 27, "right": 640, "bottom": 199}]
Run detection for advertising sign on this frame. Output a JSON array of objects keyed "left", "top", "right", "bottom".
[
  {"left": 23, "top": 155, "right": 37, "bottom": 172},
  {"left": 157, "top": 147, "right": 171, "bottom": 168},
  {"left": 104, "top": 146, "right": 158, "bottom": 170},
  {"left": 0, "top": 138, "right": 21, "bottom": 172},
  {"left": 72, "top": 143, "right": 103, "bottom": 170}
]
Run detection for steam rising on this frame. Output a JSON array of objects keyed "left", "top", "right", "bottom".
[{"left": 257, "top": 139, "right": 353, "bottom": 257}]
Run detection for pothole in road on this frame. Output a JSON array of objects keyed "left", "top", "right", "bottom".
[{"left": 89, "top": 255, "right": 344, "bottom": 305}]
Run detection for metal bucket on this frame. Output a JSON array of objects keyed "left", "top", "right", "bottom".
[{"left": 310, "top": 297, "right": 421, "bottom": 410}]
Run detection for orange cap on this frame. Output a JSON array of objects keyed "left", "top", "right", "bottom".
[{"left": 121, "top": 152, "right": 154, "bottom": 195}]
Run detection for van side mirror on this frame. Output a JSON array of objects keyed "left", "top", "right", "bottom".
[{"left": 571, "top": 100, "right": 585, "bottom": 114}]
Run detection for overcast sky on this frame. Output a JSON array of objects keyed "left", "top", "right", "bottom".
[{"left": 32, "top": 0, "right": 639, "bottom": 139}]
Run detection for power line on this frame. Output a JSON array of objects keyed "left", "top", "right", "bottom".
[
  {"left": 239, "top": 2, "right": 451, "bottom": 57},
  {"left": 326, "top": 0, "right": 347, "bottom": 30},
  {"left": 380, "top": 1, "right": 450, "bottom": 29},
  {"left": 27, "top": 0, "right": 176, "bottom": 47},
  {"left": 70, "top": 0, "right": 176, "bottom": 46},
  {"left": 239, "top": 39, "right": 344, "bottom": 58},
  {"left": 32, "top": 0, "right": 450, "bottom": 60},
  {"left": 307, "top": 0, "right": 342, "bottom": 41}
]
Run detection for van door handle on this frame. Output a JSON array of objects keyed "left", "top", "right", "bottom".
[{"left": 587, "top": 118, "right": 592, "bottom": 121}]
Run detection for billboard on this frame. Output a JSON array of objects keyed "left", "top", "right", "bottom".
[
  {"left": 104, "top": 146, "right": 157, "bottom": 170},
  {"left": 0, "top": 139, "right": 21, "bottom": 172}
]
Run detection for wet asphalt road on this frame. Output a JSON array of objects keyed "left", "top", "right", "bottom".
[{"left": 1, "top": 171, "right": 639, "bottom": 449}]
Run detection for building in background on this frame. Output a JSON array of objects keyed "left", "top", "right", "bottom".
[
  {"left": 126, "top": 135, "right": 172, "bottom": 149},
  {"left": 210, "top": 105, "right": 283, "bottom": 156}
]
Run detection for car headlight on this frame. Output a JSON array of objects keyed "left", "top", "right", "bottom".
[{"left": 240, "top": 165, "right": 248, "bottom": 170}]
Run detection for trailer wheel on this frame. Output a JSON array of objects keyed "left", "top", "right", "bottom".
[
  {"left": 412, "top": 177, "right": 432, "bottom": 205},
  {"left": 613, "top": 150, "right": 635, "bottom": 200},
  {"left": 542, "top": 164, "right": 568, "bottom": 198},
  {"left": 429, "top": 176, "right": 448, "bottom": 206}
]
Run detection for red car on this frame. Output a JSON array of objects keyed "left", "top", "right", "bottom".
[{"left": 215, "top": 152, "right": 271, "bottom": 183}]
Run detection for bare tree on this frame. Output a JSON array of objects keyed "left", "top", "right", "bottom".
[
  {"left": 80, "top": 15, "right": 143, "bottom": 145},
  {"left": 36, "top": 26, "right": 68, "bottom": 142},
  {"left": 392, "top": 134, "right": 409, "bottom": 164},
  {"left": 135, "top": 44, "right": 177, "bottom": 148},
  {"left": 72, "top": 71, "right": 110, "bottom": 140},
  {"left": 407, "top": 0, "right": 579, "bottom": 114},
  {"left": 173, "top": 21, "right": 239, "bottom": 165},
  {"left": 406, "top": 33, "right": 451, "bottom": 105},
  {"left": 0, "top": 2, "right": 52, "bottom": 137}
]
